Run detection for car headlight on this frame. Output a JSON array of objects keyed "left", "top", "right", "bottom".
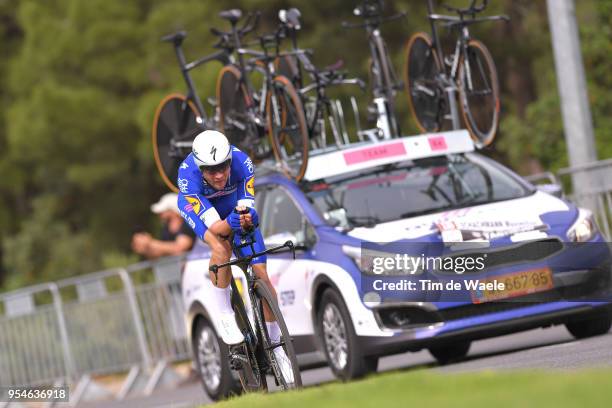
[
  {"left": 567, "top": 208, "right": 598, "bottom": 242},
  {"left": 342, "top": 245, "right": 424, "bottom": 275}
]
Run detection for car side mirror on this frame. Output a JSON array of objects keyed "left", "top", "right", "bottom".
[{"left": 537, "top": 183, "right": 563, "bottom": 198}]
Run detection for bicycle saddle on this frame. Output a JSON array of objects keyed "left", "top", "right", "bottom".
[
  {"left": 219, "top": 9, "right": 242, "bottom": 24},
  {"left": 279, "top": 8, "right": 302, "bottom": 30},
  {"left": 354, "top": 0, "right": 383, "bottom": 18},
  {"left": 324, "top": 59, "right": 344, "bottom": 72},
  {"left": 161, "top": 31, "right": 186, "bottom": 44},
  {"left": 441, "top": 0, "right": 487, "bottom": 15}
]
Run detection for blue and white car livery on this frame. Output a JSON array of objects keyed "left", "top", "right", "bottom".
[{"left": 182, "top": 130, "right": 611, "bottom": 397}]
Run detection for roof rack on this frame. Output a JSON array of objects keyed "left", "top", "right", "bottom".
[{"left": 302, "top": 130, "right": 474, "bottom": 181}]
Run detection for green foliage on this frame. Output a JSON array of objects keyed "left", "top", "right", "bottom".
[
  {"left": 2, "top": 195, "right": 99, "bottom": 289},
  {"left": 581, "top": 1, "right": 612, "bottom": 160},
  {"left": 0, "top": 0, "right": 610, "bottom": 290}
]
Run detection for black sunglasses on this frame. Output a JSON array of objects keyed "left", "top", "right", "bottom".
[{"left": 200, "top": 160, "right": 231, "bottom": 174}]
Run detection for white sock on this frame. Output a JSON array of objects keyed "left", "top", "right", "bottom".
[
  {"left": 213, "top": 285, "right": 233, "bottom": 314},
  {"left": 266, "top": 321, "right": 281, "bottom": 343}
]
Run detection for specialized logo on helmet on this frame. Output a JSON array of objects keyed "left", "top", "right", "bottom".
[{"left": 210, "top": 146, "right": 217, "bottom": 161}]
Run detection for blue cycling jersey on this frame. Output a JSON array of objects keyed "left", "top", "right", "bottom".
[
  {"left": 177, "top": 146, "right": 255, "bottom": 226},
  {"left": 176, "top": 146, "right": 265, "bottom": 264}
]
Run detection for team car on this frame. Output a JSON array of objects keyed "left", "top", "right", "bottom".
[{"left": 182, "top": 130, "right": 612, "bottom": 399}]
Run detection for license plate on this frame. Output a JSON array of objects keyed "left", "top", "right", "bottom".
[{"left": 471, "top": 268, "right": 553, "bottom": 304}]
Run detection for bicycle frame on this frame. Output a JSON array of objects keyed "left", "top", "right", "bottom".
[
  {"left": 343, "top": 1, "right": 405, "bottom": 139},
  {"left": 209, "top": 234, "right": 297, "bottom": 386},
  {"left": 223, "top": 23, "right": 290, "bottom": 138},
  {"left": 423, "top": 0, "right": 507, "bottom": 129},
  {"left": 292, "top": 54, "right": 343, "bottom": 147},
  {"left": 368, "top": 28, "right": 395, "bottom": 98},
  {"left": 426, "top": 0, "right": 474, "bottom": 83},
  {"left": 166, "top": 34, "right": 231, "bottom": 120},
  {"left": 371, "top": 31, "right": 400, "bottom": 139}
]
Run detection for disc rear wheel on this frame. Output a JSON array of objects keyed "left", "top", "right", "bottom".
[
  {"left": 275, "top": 55, "right": 302, "bottom": 89},
  {"left": 152, "top": 93, "right": 203, "bottom": 192},
  {"left": 217, "top": 65, "right": 258, "bottom": 152}
]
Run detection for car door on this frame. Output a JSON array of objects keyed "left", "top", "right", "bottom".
[{"left": 257, "top": 183, "right": 316, "bottom": 337}]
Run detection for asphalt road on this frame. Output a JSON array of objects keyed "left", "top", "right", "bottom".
[{"left": 79, "top": 325, "right": 612, "bottom": 408}]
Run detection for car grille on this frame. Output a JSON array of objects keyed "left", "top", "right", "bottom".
[
  {"left": 375, "top": 274, "right": 608, "bottom": 330},
  {"left": 435, "top": 238, "right": 564, "bottom": 274}
]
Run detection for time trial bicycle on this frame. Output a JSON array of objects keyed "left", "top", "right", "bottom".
[{"left": 206, "top": 209, "right": 302, "bottom": 393}]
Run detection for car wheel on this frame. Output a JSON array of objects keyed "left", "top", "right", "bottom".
[
  {"left": 317, "top": 288, "right": 378, "bottom": 380},
  {"left": 192, "top": 317, "right": 241, "bottom": 400},
  {"left": 565, "top": 309, "right": 612, "bottom": 339},
  {"left": 428, "top": 341, "right": 471, "bottom": 365}
]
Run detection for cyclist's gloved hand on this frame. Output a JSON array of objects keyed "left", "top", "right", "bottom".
[
  {"left": 227, "top": 212, "right": 243, "bottom": 233},
  {"left": 247, "top": 207, "right": 259, "bottom": 228}
]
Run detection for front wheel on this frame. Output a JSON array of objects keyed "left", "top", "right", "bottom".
[
  {"left": 404, "top": 32, "right": 444, "bottom": 133},
  {"left": 267, "top": 75, "right": 309, "bottom": 181},
  {"left": 317, "top": 289, "right": 378, "bottom": 380},
  {"left": 458, "top": 39, "right": 501, "bottom": 147},
  {"left": 254, "top": 280, "right": 302, "bottom": 390}
]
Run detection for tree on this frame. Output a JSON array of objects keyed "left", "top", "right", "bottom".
[{"left": 0, "top": 0, "right": 609, "bottom": 289}]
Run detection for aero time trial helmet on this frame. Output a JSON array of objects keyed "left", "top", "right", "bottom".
[{"left": 192, "top": 130, "right": 232, "bottom": 169}]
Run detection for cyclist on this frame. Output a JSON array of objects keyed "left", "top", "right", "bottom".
[{"left": 177, "top": 129, "right": 293, "bottom": 382}]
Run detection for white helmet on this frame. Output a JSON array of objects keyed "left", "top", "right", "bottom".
[{"left": 192, "top": 130, "right": 232, "bottom": 168}]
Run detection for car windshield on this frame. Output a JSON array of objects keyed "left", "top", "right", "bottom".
[{"left": 305, "top": 153, "right": 533, "bottom": 229}]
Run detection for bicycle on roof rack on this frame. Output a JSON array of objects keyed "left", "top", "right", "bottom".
[
  {"left": 274, "top": 8, "right": 367, "bottom": 150},
  {"left": 206, "top": 208, "right": 302, "bottom": 393},
  {"left": 342, "top": 0, "right": 407, "bottom": 141},
  {"left": 404, "top": 0, "right": 509, "bottom": 147},
  {"left": 214, "top": 9, "right": 310, "bottom": 181},
  {"left": 152, "top": 24, "right": 239, "bottom": 192}
]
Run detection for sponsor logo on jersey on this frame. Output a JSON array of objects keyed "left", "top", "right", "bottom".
[
  {"left": 178, "top": 178, "right": 189, "bottom": 193},
  {"left": 180, "top": 210, "right": 197, "bottom": 230},
  {"left": 244, "top": 157, "right": 254, "bottom": 174},
  {"left": 185, "top": 195, "right": 203, "bottom": 215},
  {"left": 180, "top": 162, "right": 189, "bottom": 169},
  {"left": 246, "top": 176, "right": 255, "bottom": 197}
]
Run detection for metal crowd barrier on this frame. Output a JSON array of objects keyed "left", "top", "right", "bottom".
[
  {"left": 557, "top": 159, "right": 612, "bottom": 240},
  {"left": 526, "top": 159, "right": 611, "bottom": 239},
  {"left": 0, "top": 255, "right": 193, "bottom": 404}
]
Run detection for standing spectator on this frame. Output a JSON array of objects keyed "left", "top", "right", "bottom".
[{"left": 131, "top": 193, "right": 195, "bottom": 259}]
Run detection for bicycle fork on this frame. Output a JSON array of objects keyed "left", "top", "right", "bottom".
[{"left": 373, "top": 97, "right": 392, "bottom": 139}]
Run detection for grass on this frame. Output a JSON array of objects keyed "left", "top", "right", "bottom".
[{"left": 213, "top": 368, "right": 612, "bottom": 408}]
